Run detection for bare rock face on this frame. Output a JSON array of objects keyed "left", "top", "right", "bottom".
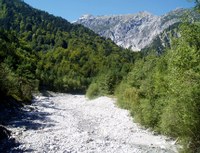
[{"left": 75, "top": 9, "right": 195, "bottom": 51}]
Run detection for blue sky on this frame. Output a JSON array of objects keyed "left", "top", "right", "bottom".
[{"left": 24, "top": 0, "right": 195, "bottom": 22}]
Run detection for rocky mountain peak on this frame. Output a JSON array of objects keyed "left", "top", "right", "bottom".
[
  {"left": 137, "top": 11, "right": 153, "bottom": 17},
  {"left": 79, "top": 14, "right": 94, "bottom": 20},
  {"left": 75, "top": 9, "right": 196, "bottom": 51}
]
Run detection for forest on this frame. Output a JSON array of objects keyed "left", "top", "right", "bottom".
[
  {"left": 0, "top": 0, "right": 200, "bottom": 152},
  {"left": 0, "top": 0, "right": 136, "bottom": 97},
  {"left": 115, "top": 13, "right": 200, "bottom": 153}
]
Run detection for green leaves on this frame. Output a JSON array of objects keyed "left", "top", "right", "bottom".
[
  {"left": 0, "top": 30, "right": 37, "bottom": 104},
  {"left": 116, "top": 22, "right": 200, "bottom": 152},
  {"left": 0, "top": 0, "right": 136, "bottom": 95}
]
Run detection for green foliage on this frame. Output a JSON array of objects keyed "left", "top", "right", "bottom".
[
  {"left": 194, "top": 0, "right": 200, "bottom": 13},
  {"left": 0, "top": 30, "right": 37, "bottom": 104},
  {"left": 86, "top": 83, "right": 100, "bottom": 99},
  {"left": 116, "top": 22, "right": 200, "bottom": 152},
  {"left": 86, "top": 70, "right": 124, "bottom": 99},
  {"left": 36, "top": 37, "right": 135, "bottom": 93},
  {"left": 0, "top": 0, "right": 136, "bottom": 94},
  {"left": 0, "top": 0, "right": 138, "bottom": 103},
  {"left": 85, "top": 50, "right": 139, "bottom": 98}
]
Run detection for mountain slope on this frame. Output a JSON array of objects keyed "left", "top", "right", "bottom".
[
  {"left": 141, "top": 22, "right": 181, "bottom": 55},
  {"left": 75, "top": 9, "right": 199, "bottom": 51},
  {"left": 0, "top": 0, "right": 135, "bottom": 94}
]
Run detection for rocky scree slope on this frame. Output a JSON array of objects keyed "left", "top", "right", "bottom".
[{"left": 75, "top": 9, "right": 198, "bottom": 51}]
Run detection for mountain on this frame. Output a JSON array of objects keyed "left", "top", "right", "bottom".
[
  {"left": 0, "top": 0, "right": 136, "bottom": 96},
  {"left": 141, "top": 22, "right": 180, "bottom": 55},
  {"left": 75, "top": 9, "right": 199, "bottom": 51}
]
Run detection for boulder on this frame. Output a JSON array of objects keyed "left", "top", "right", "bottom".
[{"left": 0, "top": 125, "right": 11, "bottom": 141}]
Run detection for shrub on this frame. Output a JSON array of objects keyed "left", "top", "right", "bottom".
[{"left": 86, "top": 83, "right": 100, "bottom": 99}]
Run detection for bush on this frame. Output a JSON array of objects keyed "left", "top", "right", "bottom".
[{"left": 86, "top": 83, "right": 100, "bottom": 99}]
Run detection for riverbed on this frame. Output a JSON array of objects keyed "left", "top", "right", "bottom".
[{"left": 7, "top": 93, "right": 178, "bottom": 153}]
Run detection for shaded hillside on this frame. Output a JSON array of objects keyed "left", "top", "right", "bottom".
[{"left": 0, "top": 0, "right": 136, "bottom": 94}]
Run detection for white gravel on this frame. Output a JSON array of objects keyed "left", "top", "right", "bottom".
[{"left": 8, "top": 93, "right": 179, "bottom": 153}]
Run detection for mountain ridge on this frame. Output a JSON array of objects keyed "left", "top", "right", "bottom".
[{"left": 75, "top": 8, "right": 199, "bottom": 51}]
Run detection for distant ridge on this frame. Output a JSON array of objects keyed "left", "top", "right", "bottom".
[{"left": 75, "top": 8, "right": 200, "bottom": 51}]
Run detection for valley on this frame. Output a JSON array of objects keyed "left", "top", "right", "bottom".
[{"left": 0, "top": 0, "right": 200, "bottom": 152}]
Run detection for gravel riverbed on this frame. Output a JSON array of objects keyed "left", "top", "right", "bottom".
[{"left": 7, "top": 93, "right": 178, "bottom": 153}]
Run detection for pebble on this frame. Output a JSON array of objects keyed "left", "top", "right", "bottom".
[{"left": 8, "top": 94, "right": 179, "bottom": 153}]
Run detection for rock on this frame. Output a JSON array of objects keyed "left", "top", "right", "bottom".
[
  {"left": 6, "top": 94, "right": 178, "bottom": 152},
  {"left": 75, "top": 8, "right": 199, "bottom": 51},
  {"left": 0, "top": 125, "right": 11, "bottom": 141},
  {"left": 86, "top": 138, "right": 94, "bottom": 143},
  {"left": 49, "top": 145, "right": 55, "bottom": 150}
]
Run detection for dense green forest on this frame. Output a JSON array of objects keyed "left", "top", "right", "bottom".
[
  {"left": 0, "top": 29, "right": 37, "bottom": 103},
  {"left": 115, "top": 15, "right": 200, "bottom": 153},
  {"left": 0, "top": 0, "right": 200, "bottom": 152},
  {"left": 0, "top": 0, "right": 136, "bottom": 99}
]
